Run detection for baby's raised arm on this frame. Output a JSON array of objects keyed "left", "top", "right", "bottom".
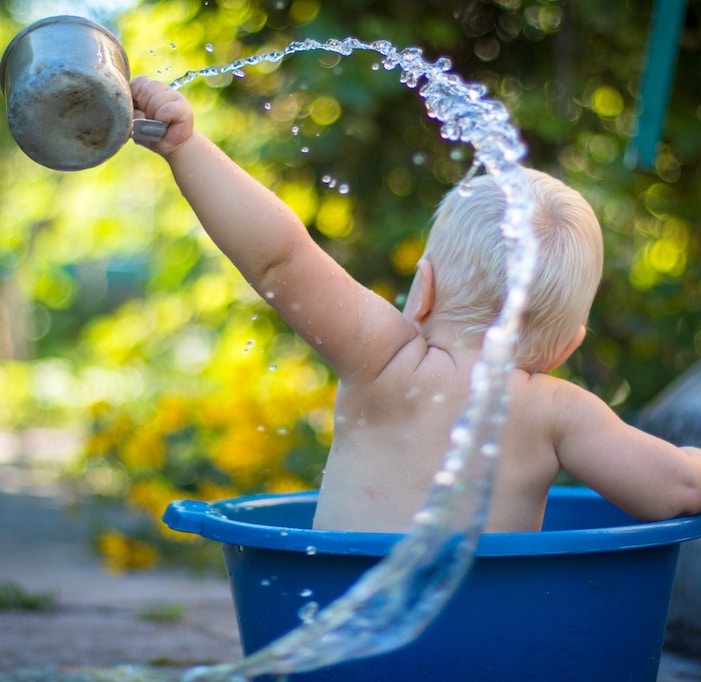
[
  {"left": 131, "top": 78, "right": 420, "bottom": 383},
  {"left": 551, "top": 377, "right": 701, "bottom": 520}
]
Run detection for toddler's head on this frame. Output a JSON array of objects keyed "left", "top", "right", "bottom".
[{"left": 422, "top": 168, "right": 603, "bottom": 372}]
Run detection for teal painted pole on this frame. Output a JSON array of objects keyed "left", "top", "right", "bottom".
[{"left": 625, "top": 0, "right": 687, "bottom": 170}]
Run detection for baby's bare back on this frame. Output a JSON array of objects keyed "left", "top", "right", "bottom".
[{"left": 313, "top": 342, "right": 560, "bottom": 533}]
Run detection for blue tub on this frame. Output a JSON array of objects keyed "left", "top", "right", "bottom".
[{"left": 163, "top": 487, "right": 701, "bottom": 681}]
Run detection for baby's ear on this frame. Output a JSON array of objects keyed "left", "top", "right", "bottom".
[{"left": 413, "top": 258, "right": 435, "bottom": 322}]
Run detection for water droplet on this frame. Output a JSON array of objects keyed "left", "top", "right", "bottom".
[
  {"left": 277, "top": 427, "right": 289, "bottom": 435},
  {"left": 370, "top": 40, "right": 392, "bottom": 53},
  {"left": 338, "top": 183, "right": 350, "bottom": 194},
  {"left": 404, "top": 386, "right": 420, "bottom": 400},
  {"left": 451, "top": 424, "right": 472, "bottom": 447},
  {"left": 205, "top": 43, "right": 214, "bottom": 53},
  {"left": 260, "top": 578, "right": 271, "bottom": 587},
  {"left": 280, "top": 529, "right": 289, "bottom": 536},
  {"left": 306, "top": 546, "right": 317, "bottom": 555},
  {"left": 412, "top": 152, "right": 426, "bottom": 165},
  {"left": 291, "top": 126, "right": 300, "bottom": 136},
  {"left": 298, "top": 601, "right": 319, "bottom": 623},
  {"left": 300, "top": 146, "right": 310, "bottom": 154},
  {"left": 435, "top": 56, "right": 452, "bottom": 71},
  {"left": 482, "top": 443, "right": 500, "bottom": 458},
  {"left": 268, "top": 363, "right": 277, "bottom": 371},
  {"left": 433, "top": 470, "right": 456, "bottom": 487},
  {"left": 371, "top": 63, "right": 380, "bottom": 71},
  {"left": 299, "top": 588, "right": 314, "bottom": 598},
  {"left": 264, "top": 102, "right": 272, "bottom": 111},
  {"left": 414, "top": 510, "right": 434, "bottom": 525}
]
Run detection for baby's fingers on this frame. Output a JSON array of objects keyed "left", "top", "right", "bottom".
[
  {"left": 131, "top": 77, "right": 182, "bottom": 121},
  {"left": 130, "top": 77, "right": 193, "bottom": 155}
]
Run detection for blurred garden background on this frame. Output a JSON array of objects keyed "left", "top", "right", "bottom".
[{"left": 1, "top": 0, "right": 700, "bottom": 570}]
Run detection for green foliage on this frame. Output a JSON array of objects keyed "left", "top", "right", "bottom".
[
  {"left": 0, "top": 581, "right": 57, "bottom": 611},
  {"left": 2, "top": 0, "right": 701, "bottom": 561},
  {"left": 138, "top": 599, "right": 184, "bottom": 623}
]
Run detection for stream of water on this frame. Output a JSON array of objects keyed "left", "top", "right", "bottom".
[{"left": 174, "top": 37, "right": 537, "bottom": 681}]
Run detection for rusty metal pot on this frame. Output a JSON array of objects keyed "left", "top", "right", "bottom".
[{"left": 0, "top": 15, "right": 135, "bottom": 171}]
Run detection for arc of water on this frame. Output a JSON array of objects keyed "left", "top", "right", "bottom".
[{"left": 175, "top": 38, "right": 537, "bottom": 681}]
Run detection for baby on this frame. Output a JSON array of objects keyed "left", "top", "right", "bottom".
[{"left": 131, "top": 76, "right": 701, "bottom": 533}]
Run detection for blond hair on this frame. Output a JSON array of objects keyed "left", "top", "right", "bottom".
[{"left": 422, "top": 168, "right": 603, "bottom": 372}]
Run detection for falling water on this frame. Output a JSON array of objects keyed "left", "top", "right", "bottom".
[{"left": 175, "top": 37, "right": 537, "bottom": 681}]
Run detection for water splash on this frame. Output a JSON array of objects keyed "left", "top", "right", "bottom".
[{"left": 177, "top": 37, "right": 537, "bottom": 681}]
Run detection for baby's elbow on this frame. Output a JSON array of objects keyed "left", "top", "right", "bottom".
[
  {"left": 678, "top": 447, "right": 701, "bottom": 517},
  {"left": 679, "top": 483, "right": 701, "bottom": 518},
  {"left": 669, "top": 467, "right": 701, "bottom": 519},
  {"left": 644, "top": 481, "right": 701, "bottom": 522}
]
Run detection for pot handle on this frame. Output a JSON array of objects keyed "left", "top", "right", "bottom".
[{"left": 132, "top": 118, "right": 168, "bottom": 143}]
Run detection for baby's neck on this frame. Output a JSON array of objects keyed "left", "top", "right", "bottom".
[{"left": 420, "top": 318, "right": 482, "bottom": 358}]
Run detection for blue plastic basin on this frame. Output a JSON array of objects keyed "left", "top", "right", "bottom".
[{"left": 163, "top": 486, "right": 701, "bottom": 681}]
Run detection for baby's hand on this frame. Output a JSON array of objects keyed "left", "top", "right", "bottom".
[{"left": 130, "top": 76, "right": 194, "bottom": 157}]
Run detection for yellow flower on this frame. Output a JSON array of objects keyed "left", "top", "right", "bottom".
[
  {"left": 267, "top": 474, "right": 311, "bottom": 494},
  {"left": 84, "top": 431, "right": 115, "bottom": 458},
  {"left": 120, "top": 427, "right": 166, "bottom": 472},
  {"left": 97, "top": 530, "right": 159, "bottom": 573},
  {"left": 390, "top": 235, "right": 425, "bottom": 276},
  {"left": 84, "top": 410, "right": 135, "bottom": 458},
  {"left": 130, "top": 480, "right": 177, "bottom": 518},
  {"left": 154, "top": 395, "right": 191, "bottom": 433},
  {"left": 197, "top": 481, "right": 240, "bottom": 503},
  {"left": 88, "top": 400, "right": 111, "bottom": 420},
  {"left": 213, "top": 423, "right": 288, "bottom": 487},
  {"left": 129, "top": 480, "right": 199, "bottom": 542}
]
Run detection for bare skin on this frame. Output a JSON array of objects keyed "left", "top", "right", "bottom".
[{"left": 131, "top": 77, "right": 701, "bottom": 533}]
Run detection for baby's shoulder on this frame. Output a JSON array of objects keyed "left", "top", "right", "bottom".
[
  {"left": 507, "top": 369, "right": 583, "bottom": 420},
  {"left": 509, "top": 368, "right": 575, "bottom": 394}
]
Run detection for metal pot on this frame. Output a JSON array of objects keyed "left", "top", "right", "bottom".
[{"left": 0, "top": 15, "right": 135, "bottom": 171}]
